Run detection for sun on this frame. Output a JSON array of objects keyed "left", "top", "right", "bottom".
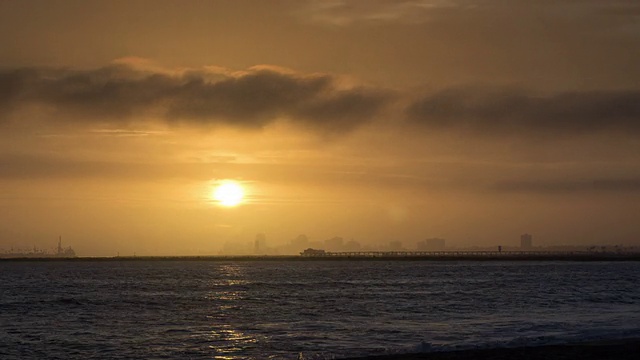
[{"left": 212, "top": 181, "right": 245, "bottom": 207}]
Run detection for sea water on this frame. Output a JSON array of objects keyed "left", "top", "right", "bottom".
[{"left": 1, "top": 260, "right": 639, "bottom": 359}]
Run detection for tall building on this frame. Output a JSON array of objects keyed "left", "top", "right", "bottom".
[
  {"left": 291, "top": 234, "right": 309, "bottom": 250},
  {"left": 344, "top": 239, "right": 361, "bottom": 251},
  {"left": 417, "top": 238, "right": 446, "bottom": 251},
  {"left": 255, "top": 233, "right": 267, "bottom": 254},
  {"left": 324, "top": 236, "right": 344, "bottom": 251},
  {"left": 520, "top": 233, "right": 533, "bottom": 249}
]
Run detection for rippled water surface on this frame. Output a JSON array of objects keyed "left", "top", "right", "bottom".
[{"left": 1, "top": 260, "right": 639, "bottom": 359}]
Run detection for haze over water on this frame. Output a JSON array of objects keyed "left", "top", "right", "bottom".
[{"left": 2, "top": 260, "right": 639, "bottom": 359}]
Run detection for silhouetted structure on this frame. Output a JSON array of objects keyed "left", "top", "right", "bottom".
[
  {"left": 344, "top": 239, "right": 361, "bottom": 251},
  {"left": 255, "top": 233, "right": 267, "bottom": 254},
  {"left": 300, "top": 248, "right": 326, "bottom": 256},
  {"left": 417, "top": 238, "right": 446, "bottom": 251},
  {"left": 291, "top": 234, "right": 309, "bottom": 249},
  {"left": 57, "top": 236, "right": 63, "bottom": 255},
  {"left": 299, "top": 249, "right": 640, "bottom": 261},
  {"left": 324, "top": 236, "right": 344, "bottom": 251},
  {"left": 521, "top": 233, "right": 533, "bottom": 249},
  {"left": 56, "top": 236, "right": 76, "bottom": 257},
  {"left": 0, "top": 236, "right": 75, "bottom": 258}
]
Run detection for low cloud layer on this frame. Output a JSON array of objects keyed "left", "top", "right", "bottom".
[
  {"left": 491, "top": 178, "right": 640, "bottom": 194},
  {"left": 0, "top": 64, "right": 388, "bottom": 133},
  {"left": 3, "top": 62, "right": 640, "bottom": 137},
  {"left": 299, "top": 0, "right": 640, "bottom": 28},
  {"left": 299, "top": 0, "right": 463, "bottom": 26},
  {"left": 407, "top": 88, "right": 640, "bottom": 135}
]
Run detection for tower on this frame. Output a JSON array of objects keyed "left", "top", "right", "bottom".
[
  {"left": 255, "top": 233, "right": 266, "bottom": 254},
  {"left": 520, "top": 233, "right": 533, "bottom": 249}
]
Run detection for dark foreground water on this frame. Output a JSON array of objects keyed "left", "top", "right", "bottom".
[{"left": 1, "top": 260, "right": 639, "bottom": 359}]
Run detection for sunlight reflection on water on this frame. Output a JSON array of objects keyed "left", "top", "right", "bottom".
[{"left": 0, "top": 261, "right": 639, "bottom": 359}]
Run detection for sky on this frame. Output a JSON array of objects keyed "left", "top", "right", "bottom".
[{"left": 1, "top": 0, "right": 639, "bottom": 256}]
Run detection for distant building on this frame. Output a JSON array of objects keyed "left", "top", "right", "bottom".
[
  {"left": 520, "top": 233, "right": 533, "bottom": 249},
  {"left": 417, "top": 238, "right": 446, "bottom": 251},
  {"left": 324, "top": 236, "right": 344, "bottom": 251},
  {"left": 0, "top": 236, "right": 76, "bottom": 258},
  {"left": 389, "top": 240, "right": 403, "bottom": 251},
  {"left": 291, "top": 234, "right": 309, "bottom": 250},
  {"left": 344, "top": 239, "right": 361, "bottom": 251},
  {"left": 255, "top": 233, "right": 267, "bottom": 254}
]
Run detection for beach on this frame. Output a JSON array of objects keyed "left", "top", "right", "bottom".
[{"left": 345, "top": 338, "right": 640, "bottom": 360}]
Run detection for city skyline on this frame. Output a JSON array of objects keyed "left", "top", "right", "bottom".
[{"left": 1, "top": 1, "right": 639, "bottom": 256}]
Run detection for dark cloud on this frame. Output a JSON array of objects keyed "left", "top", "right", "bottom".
[
  {"left": 407, "top": 88, "right": 640, "bottom": 135},
  {"left": 166, "top": 70, "right": 331, "bottom": 127},
  {"left": 4, "top": 63, "right": 640, "bottom": 137},
  {"left": 294, "top": 90, "right": 389, "bottom": 132},
  {"left": 0, "top": 65, "right": 389, "bottom": 132}
]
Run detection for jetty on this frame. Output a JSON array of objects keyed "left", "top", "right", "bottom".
[{"left": 299, "top": 248, "right": 640, "bottom": 261}]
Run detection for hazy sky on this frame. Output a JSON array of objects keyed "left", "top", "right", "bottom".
[{"left": 1, "top": 0, "right": 639, "bottom": 255}]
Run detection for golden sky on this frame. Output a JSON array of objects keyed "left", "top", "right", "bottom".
[{"left": 1, "top": 1, "right": 639, "bottom": 255}]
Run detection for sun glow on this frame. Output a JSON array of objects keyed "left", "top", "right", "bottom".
[{"left": 212, "top": 181, "right": 245, "bottom": 207}]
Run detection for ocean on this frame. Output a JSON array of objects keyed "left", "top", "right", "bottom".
[{"left": 1, "top": 260, "right": 639, "bottom": 359}]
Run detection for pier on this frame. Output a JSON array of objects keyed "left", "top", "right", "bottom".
[{"left": 299, "top": 249, "right": 640, "bottom": 261}]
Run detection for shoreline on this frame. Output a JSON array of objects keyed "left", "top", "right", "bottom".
[{"left": 341, "top": 338, "right": 640, "bottom": 360}]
